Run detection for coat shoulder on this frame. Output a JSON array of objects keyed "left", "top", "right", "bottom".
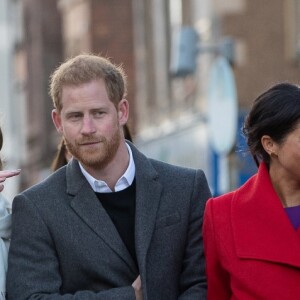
[
  {"left": 149, "top": 158, "right": 205, "bottom": 178},
  {"left": 206, "top": 191, "right": 235, "bottom": 216},
  {"left": 17, "top": 167, "right": 67, "bottom": 205}
]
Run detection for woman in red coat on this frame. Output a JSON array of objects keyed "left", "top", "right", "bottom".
[{"left": 203, "top": 82, "right": 300, "bottom": 300}]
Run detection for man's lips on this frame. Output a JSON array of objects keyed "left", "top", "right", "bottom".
[{"left": 79, "top": 141, "right": 102, "bottom": 146}]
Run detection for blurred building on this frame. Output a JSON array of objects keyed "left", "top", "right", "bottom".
[
  {"left": 3, "top": 0, "right": 300, "bottom": 194},
  {"left": 16, "top": 0, "right": 63, "bottom": 189},
  {"left": 0, "top": 0, "right": 25, "bottom": 202},
  {"left": 134, "top": 0, "right": 300, "bottom": 193},
  {"left": 58, "top": 0, "right": 136, "bottom": 130},
  {"left": 220, "top": 0, "right": 300, "bottom": 105},
  {"left": 133, "top": 0, "right": 213, "bottom": 175}
]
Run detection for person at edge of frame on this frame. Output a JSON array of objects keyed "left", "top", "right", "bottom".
[
  {"left": 204, "top": 82, "right": 300, "bottom": 300},
  {"left": 0, "top": 126, "right": 20, "bottom": 299}
]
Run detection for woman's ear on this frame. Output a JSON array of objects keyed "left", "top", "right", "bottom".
[{"left": 261, "top": 135, "right": 277, "bottom": 156}]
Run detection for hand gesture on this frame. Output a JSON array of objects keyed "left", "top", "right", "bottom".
[{"left": 0, "top": 170, "right": 21, "bottom": 192}]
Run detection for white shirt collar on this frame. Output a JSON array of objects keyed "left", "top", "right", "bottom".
[{"left": 79, "top": 143, "right": 135, "bottom": 193}]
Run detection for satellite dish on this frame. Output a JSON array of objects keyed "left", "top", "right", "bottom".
[{"left": 207, "top": 56, "right": 238, "bottom": 154}]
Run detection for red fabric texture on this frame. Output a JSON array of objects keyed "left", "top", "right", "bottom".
[{"left": 203, "top": 163, "right": 300, "bottom": 300}]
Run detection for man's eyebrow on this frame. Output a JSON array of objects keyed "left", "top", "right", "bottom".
[{"left": 65, "top": 110, "right": 79, "bottom": 114}]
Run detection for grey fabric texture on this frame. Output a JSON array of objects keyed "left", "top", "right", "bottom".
[{"left": 6, "top": 142, "right": 211, "bottom": 299}]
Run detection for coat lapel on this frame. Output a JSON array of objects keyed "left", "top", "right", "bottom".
[
  {"left": 232, "top": 163, "right": 300, "bottom": 268},
  {"left": 66, "top": 160, "right": 138, "bottom": 274},
  {"left": 130, "top": 144, "right": 162, "bottom": 271}
]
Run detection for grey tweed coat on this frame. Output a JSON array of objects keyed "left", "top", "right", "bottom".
[{"left": 6, "top": 142, "right": 211, "bottom": 300}]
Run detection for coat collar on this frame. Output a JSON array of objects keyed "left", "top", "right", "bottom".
[
  {"left": 232, "top": 162, "right": 300, "bottom": 268},
  {"left": 65, "top": 143, "right": 162, "bottom": 273},
  {"left": 66, "top": 159, "right": 138, "bottom": 274},
  {"left": 129, "top": 142, "right": 162, "bottom": 271}
]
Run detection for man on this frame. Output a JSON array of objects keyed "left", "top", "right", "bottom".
[{"left": 7, "top": 54, "right": 211, "bottom": 299}]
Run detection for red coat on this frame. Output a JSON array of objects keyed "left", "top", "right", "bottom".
[{"left": 203, "top": 163, "right": 300, "bottom": 300}]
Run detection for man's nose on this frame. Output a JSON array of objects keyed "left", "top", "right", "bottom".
[{"left": 81, "top": 116, "right": 96, "bottom": 134}]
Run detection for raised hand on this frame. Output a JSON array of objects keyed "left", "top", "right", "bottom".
[{"left": 0, "top": 170, "right": 21, "bottom": 192}]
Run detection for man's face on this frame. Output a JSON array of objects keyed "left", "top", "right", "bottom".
[{"left": 52, "top": 79, "right": 128, "bottom": 170}]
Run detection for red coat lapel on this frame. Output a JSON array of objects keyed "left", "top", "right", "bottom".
[{"left": 232, "top": 163, "right": 300, "bottom": 268}]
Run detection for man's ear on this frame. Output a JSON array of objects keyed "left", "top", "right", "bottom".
[
  {"left": 118, "top": 99, "right": 129, "bottom": 126},
  {"left": 52, "top": 109, "right": 63, "bottom": 133}
]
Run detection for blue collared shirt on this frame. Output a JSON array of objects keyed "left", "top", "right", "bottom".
[{"left": 79, "top": 143, "right": 135, "bottom": 193}]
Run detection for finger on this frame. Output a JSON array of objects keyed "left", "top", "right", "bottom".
[{"left": 0, "top": 170, "right": 21, "bottom": 179}]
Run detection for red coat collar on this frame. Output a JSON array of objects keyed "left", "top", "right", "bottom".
[{"left": 232, "top": 162, "right": 300, "bottom": 267}]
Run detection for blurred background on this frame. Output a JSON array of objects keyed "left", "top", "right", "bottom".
[{"left": 1, "top": 0, "right": 300, "bottom": 200}]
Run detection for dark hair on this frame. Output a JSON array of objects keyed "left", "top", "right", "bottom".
[
  {"left": 123, "top": 124, "right": 133, "bottom": 142},
  {"left": 51, "top": 139, "right": 69, "bottom": 171},
  {"left": 243, "top": 82, "right": 300, "bottom": 166},
  {"left": 0, "top": 127, "right": 3, "bottom": 170}
]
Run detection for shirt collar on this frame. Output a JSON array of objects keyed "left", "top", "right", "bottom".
[{"left": 79, "top": 142, "right": 135, "bottom": 193}]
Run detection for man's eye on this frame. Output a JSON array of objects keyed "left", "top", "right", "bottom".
[
  {"left": 68, "top": 114, "right": 81, "bottom": 120},
  {"left": 94, "top": 111, "right": 105, "bottom": 117}
]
